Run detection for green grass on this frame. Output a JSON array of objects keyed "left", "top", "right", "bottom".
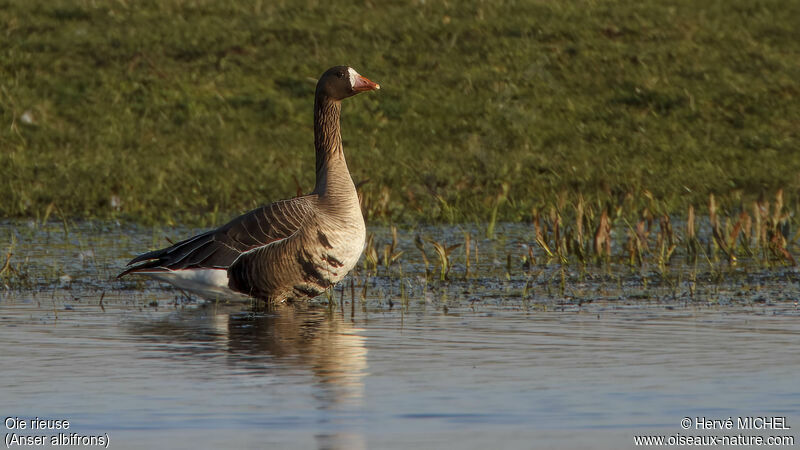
[{"left": 1, "top": 0, "right": 799, "bottom": 226}]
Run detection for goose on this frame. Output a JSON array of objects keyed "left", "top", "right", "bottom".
[{"left": 119, "top": 66, "right": 380, "bottom": 302}]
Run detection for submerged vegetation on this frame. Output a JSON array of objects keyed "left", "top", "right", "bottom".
[
  {"left": 0, "top": 0, "right": 799, "bottom": 226},
  {"left": 2, "top": 212, "right": 798, "bottom": 312}
]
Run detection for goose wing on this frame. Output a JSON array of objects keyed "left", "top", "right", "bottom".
[{"left": 119, "top": 195, "right": 317, "bottom": 276}]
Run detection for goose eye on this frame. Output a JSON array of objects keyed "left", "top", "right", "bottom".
[{"left": 337, "top": 72, "right": 344, "bottom": 79}]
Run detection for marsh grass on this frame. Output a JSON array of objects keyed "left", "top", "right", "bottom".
[
  {"left": 350, "top": 188, "right": 797, "bottom": 307},
  {"left": 524, "top": 189, "right": 796, "bottom": 271},
  {"left": 1, "top": 0, "right": 799, "bottom": 225},
  {"left": 0, "top": 235, "right": 32, "bottom": 290}
]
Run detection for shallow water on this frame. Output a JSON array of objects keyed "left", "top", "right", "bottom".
[{"left": 1, "top": 221, "right": 798, "bottom": 449}]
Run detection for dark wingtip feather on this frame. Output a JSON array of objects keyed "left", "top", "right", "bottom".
[
  {"left": 117, "top": 261, "right": 167, "bottom": 278},
  {"left": 126, "top": 248, "right": 167, "bottom": 266},
  {"left": 119, "top": 248, "right": 168, "bottom": 278}
]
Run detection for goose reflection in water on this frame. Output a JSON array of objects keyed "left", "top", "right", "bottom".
[
  {"left": 226, "top": 304, "right": 368, "bottom": 405},
  {"left": 127, "top": 302, "right": 368, "bottom": 450}
]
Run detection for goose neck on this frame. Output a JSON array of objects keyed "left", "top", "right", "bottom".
[{"left": 313, "top": 95, "right": 350, "bottom": 197}]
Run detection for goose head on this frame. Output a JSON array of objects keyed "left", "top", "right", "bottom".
[{"left": 316, "top": 66, "right": 380, "bottom": 101}]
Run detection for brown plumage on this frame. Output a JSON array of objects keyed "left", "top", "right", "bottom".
[{"left": 119, "top": 66, "right": 380, "bottom": 302}]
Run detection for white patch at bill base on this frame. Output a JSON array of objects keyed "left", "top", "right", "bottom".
[{"left": 348, "top": 67, "right": 359, "bottom": 89}]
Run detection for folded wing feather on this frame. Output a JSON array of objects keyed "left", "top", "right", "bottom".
[{"left": 119, "top": 195, "right": 317, "bottom": 276}]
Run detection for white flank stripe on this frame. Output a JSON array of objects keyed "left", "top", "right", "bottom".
[{"left": 141, "top": 269, "right": 249, "bottom": 301}]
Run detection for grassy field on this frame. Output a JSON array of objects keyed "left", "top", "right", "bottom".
[{"left": 1, "top": 0, "right": 799, "bottom": 227}]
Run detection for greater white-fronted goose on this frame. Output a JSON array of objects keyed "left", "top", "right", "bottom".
[{"left": 119, "top": 66, "right": 380, "bottom": 302}]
